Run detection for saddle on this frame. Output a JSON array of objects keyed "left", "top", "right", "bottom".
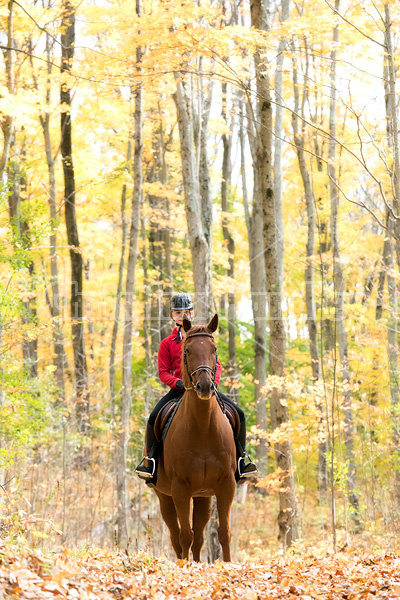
[
  {"left": 154, "top": 398, "right": 183, "bottom": 442},
  {"left": 154, "top": 394, "right": 240, "bottom": 443}
]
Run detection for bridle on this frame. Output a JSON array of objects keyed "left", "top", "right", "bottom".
[{"left": 183, "top": 331, "right": 218, "bottom": 394}]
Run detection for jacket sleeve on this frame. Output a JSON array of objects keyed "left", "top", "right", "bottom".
[
  {"left": 215, "top": 356, "right": 221, "bottom": 387},
  {"left": 158, "top": 339, "right": 181, "bottom": 389}
]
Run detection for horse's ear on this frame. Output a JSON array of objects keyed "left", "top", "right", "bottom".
[
  {"left": 207, "top": 313, "right": 218, "bottom": 333},
  {"left": 182, "top": 315, "right": 192, "bottom": 332}
]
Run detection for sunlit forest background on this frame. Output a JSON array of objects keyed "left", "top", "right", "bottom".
[{"left": 1, "top": 0, "right": 400, "bottom": 561}]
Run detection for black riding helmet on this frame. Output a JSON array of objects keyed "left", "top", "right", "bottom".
[
  {"left": 170, "top": 292, "right": 194, "bottom": 314},
  {"left": 170, "top": 293, "right": 194, "bottom": 343}
]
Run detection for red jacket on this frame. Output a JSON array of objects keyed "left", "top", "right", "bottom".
[{"left": 158, "top": 326, "right": 221, "bottom": 389}]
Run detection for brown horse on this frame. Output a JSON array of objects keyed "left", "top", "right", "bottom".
[{"left": 153, "top": 313, "right": 236, "bottom": 562}]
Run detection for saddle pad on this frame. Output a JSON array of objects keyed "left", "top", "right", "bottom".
[
  {"left": 154, "top": 398, "right": 183, "bottom": 442},
  {"left": 219, "top": 398, "right": 240, "bottom": 440},
  {"left": 154, "top": 395, "right": 240, "bottom": 443}
]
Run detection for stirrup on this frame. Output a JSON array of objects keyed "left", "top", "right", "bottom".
[
  {"left": 135, "top": 456, "right": 156, "bottom": 479},
  {"left": 237, "top": 456, "right": 257, "bottom": 478}
]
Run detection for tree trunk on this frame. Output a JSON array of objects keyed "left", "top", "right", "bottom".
[
  {"left": 148, "top": 112, "right": 174, "bottom": 353},
  {"left": 240, "top": 104, "right": 268, "bottom": 479},
  {"left": 273, "top": 0, "right": 290, "bottom": 283},
  {"left": 328, "top": 0, "right": 360, "bottom": 530},
  {"left": 198, "top": 74, "right": 214, "bottom": 320},
  {"left": 251, "top": 0, "right": 298, "bottom": 548},
  {"left": 384, "top": 3, "right": 400, "bottom": 218},
  {"left": 40, "top": 29, "right": 66, "bottom": 401},
  {"left": 141, "top": 218, "right": 153, "bottom": 415},
  {"left": 173, "top": 75, "right": 213, "bottom": 322},
  {"left": 116, "top": 3, "right": 142, "bottom": 546},
  {"left": 157, "top": 101, "right": 174, "bottom": 341},
  {"left": 0, "top": 2, "right": 14, "bottom": 489},
  {"left": 383, "top": 4, "right": 400, "bottom": 500},
  {"left": 148, "top": 155, "right": 163, "bottom": 362},
  {"left": 110, "top": 139, "right": 131, "bottom": 422},
  {"left": 383, "top": 219, "right": 400, "bottom": 499},
  {"left": 221, "top": 82, "right": 238, "bottom": 403},
  {"left": 61, "top": 0, "right": 90, "bottom": 438},
  {"left": 291, "top": 51, "right": 327, "bottom": 493},
  {"left": 196, "top": 65, "right": 217, "bottom": 563},
  {"left": 0, "top": 0, "right": 14, "bottom": 178}
]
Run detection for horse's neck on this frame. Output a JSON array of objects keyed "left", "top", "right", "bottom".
[{"left": 182, "top": 390, "right": 219, "bottom": 430}]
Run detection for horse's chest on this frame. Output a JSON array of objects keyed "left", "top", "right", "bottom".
[
  {"left": 162, "top": 412, "right": 235, "bottom": 487},
  {"left": 178, "top": 450, "right": 231, "bottom": 483}
]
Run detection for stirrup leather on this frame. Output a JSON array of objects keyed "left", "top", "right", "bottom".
[{"left": 135, "top": 456, "right": 156, "bottom": 479}]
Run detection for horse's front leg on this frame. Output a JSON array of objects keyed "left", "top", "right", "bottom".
[
  {"left": 171, "top": 481, "right": 193, "bottom": 561},
  {"left": 192, "top": 496, "right": 212, "bottom": 562},
  {"left": 156, "top": 491, "right": 182, "bottom": 559},
  {"left": 215, "top": 477, "right": 236, "bottom": 562}
]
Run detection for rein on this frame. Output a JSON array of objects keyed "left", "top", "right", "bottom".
[{"left": 183, "top": 331, "right": 218, "bottom": 394}]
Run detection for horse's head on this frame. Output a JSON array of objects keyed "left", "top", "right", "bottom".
[{"left": 181, "top": 314, "right": 219, "bottom": 400}]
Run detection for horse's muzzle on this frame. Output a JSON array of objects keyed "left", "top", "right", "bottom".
[{"left": 195, "top": 375, "right": 214, "bottom": 400}]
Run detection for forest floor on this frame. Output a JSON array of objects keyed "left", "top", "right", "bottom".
[{"left": 1, "top": 542, "right": 400, "bottom": 599}]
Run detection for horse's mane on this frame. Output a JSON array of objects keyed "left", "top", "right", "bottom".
[{"left": 180, "top": 324, "right": 213, "bottom": 389}]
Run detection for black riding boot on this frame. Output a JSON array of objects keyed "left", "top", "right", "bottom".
[
  {"left": 135, "top": 421, "right": 161, "bottom": 487},
  {"left": 235, "top": 420, "right": 257, "bottom": 483}
]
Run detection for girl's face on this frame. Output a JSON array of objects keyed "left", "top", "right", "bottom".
[{"left": 172, "top": 309, "right": 194, "bottom": 326}]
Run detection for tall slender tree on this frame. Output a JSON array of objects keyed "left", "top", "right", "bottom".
[
  {"left": 116, "top": 0, "right": 143, "bottom": 547},
  {"left": 221, "top": 82, "right": 238, "bottom": 403},
  {"left": 0, "top": 0, "right": 15, "bottom": 491},
  {"left": 383, "top": 2, "right": 400, "bottom": 500},
  {"left": 291, "top": 45, "right": 327, "bottom": 492},
  {"left": 110, "top": 139, "right": 132, "bottom": 422},
  {"left": 37, "top": 26, "right": 66, "bottom": 400},
  {"left": 240, "top": 101, "right": 268, "bottom": 478},
  {"left": 0, "top": 0, "right": 14, "bottom": 178},
  {"left": 61, "top": 0, "right": 90, "bottom": 438},
  {"left": 251, "top": 0, "right": 298, "bottom": 547},
  {"left": 173, "top": 72, "right": 213, "bottom": 321},
  {"left": 273, "top": 0, "right": 290, "bottom": 283},
  {"left": 328, "top": 0, "right": 360, "bottom": 529}
]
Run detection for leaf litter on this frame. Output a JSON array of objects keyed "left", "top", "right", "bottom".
[{"left": 1, "top": 542, "right": 400, "bottom": 599}]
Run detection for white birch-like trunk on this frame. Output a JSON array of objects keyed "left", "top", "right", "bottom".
[
  {"left": 240, "top": 106, "right": 268, "bottom": 478},
  {"left": 273, "top": 0, "right": 290, "bottom": 283},
  {"left": 221, "top": 82, "right": 238, "bottom": 403},
  {"left": 110, "top": 140, "right": 131, "bottom": 421},
  {"left": 141, "top": 219, "right": 153, "bottom": 415},
  {"left": 328, "top": 0, "right": 360, "bottom": 529}
]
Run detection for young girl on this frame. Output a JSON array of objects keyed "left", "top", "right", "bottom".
[{"left": 136, "top": 292, "right": 257, "bottom": 485}]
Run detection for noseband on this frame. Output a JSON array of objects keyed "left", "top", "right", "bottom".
[{"left": 183, "top": 332, "right": 218, "bottom": 394}]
